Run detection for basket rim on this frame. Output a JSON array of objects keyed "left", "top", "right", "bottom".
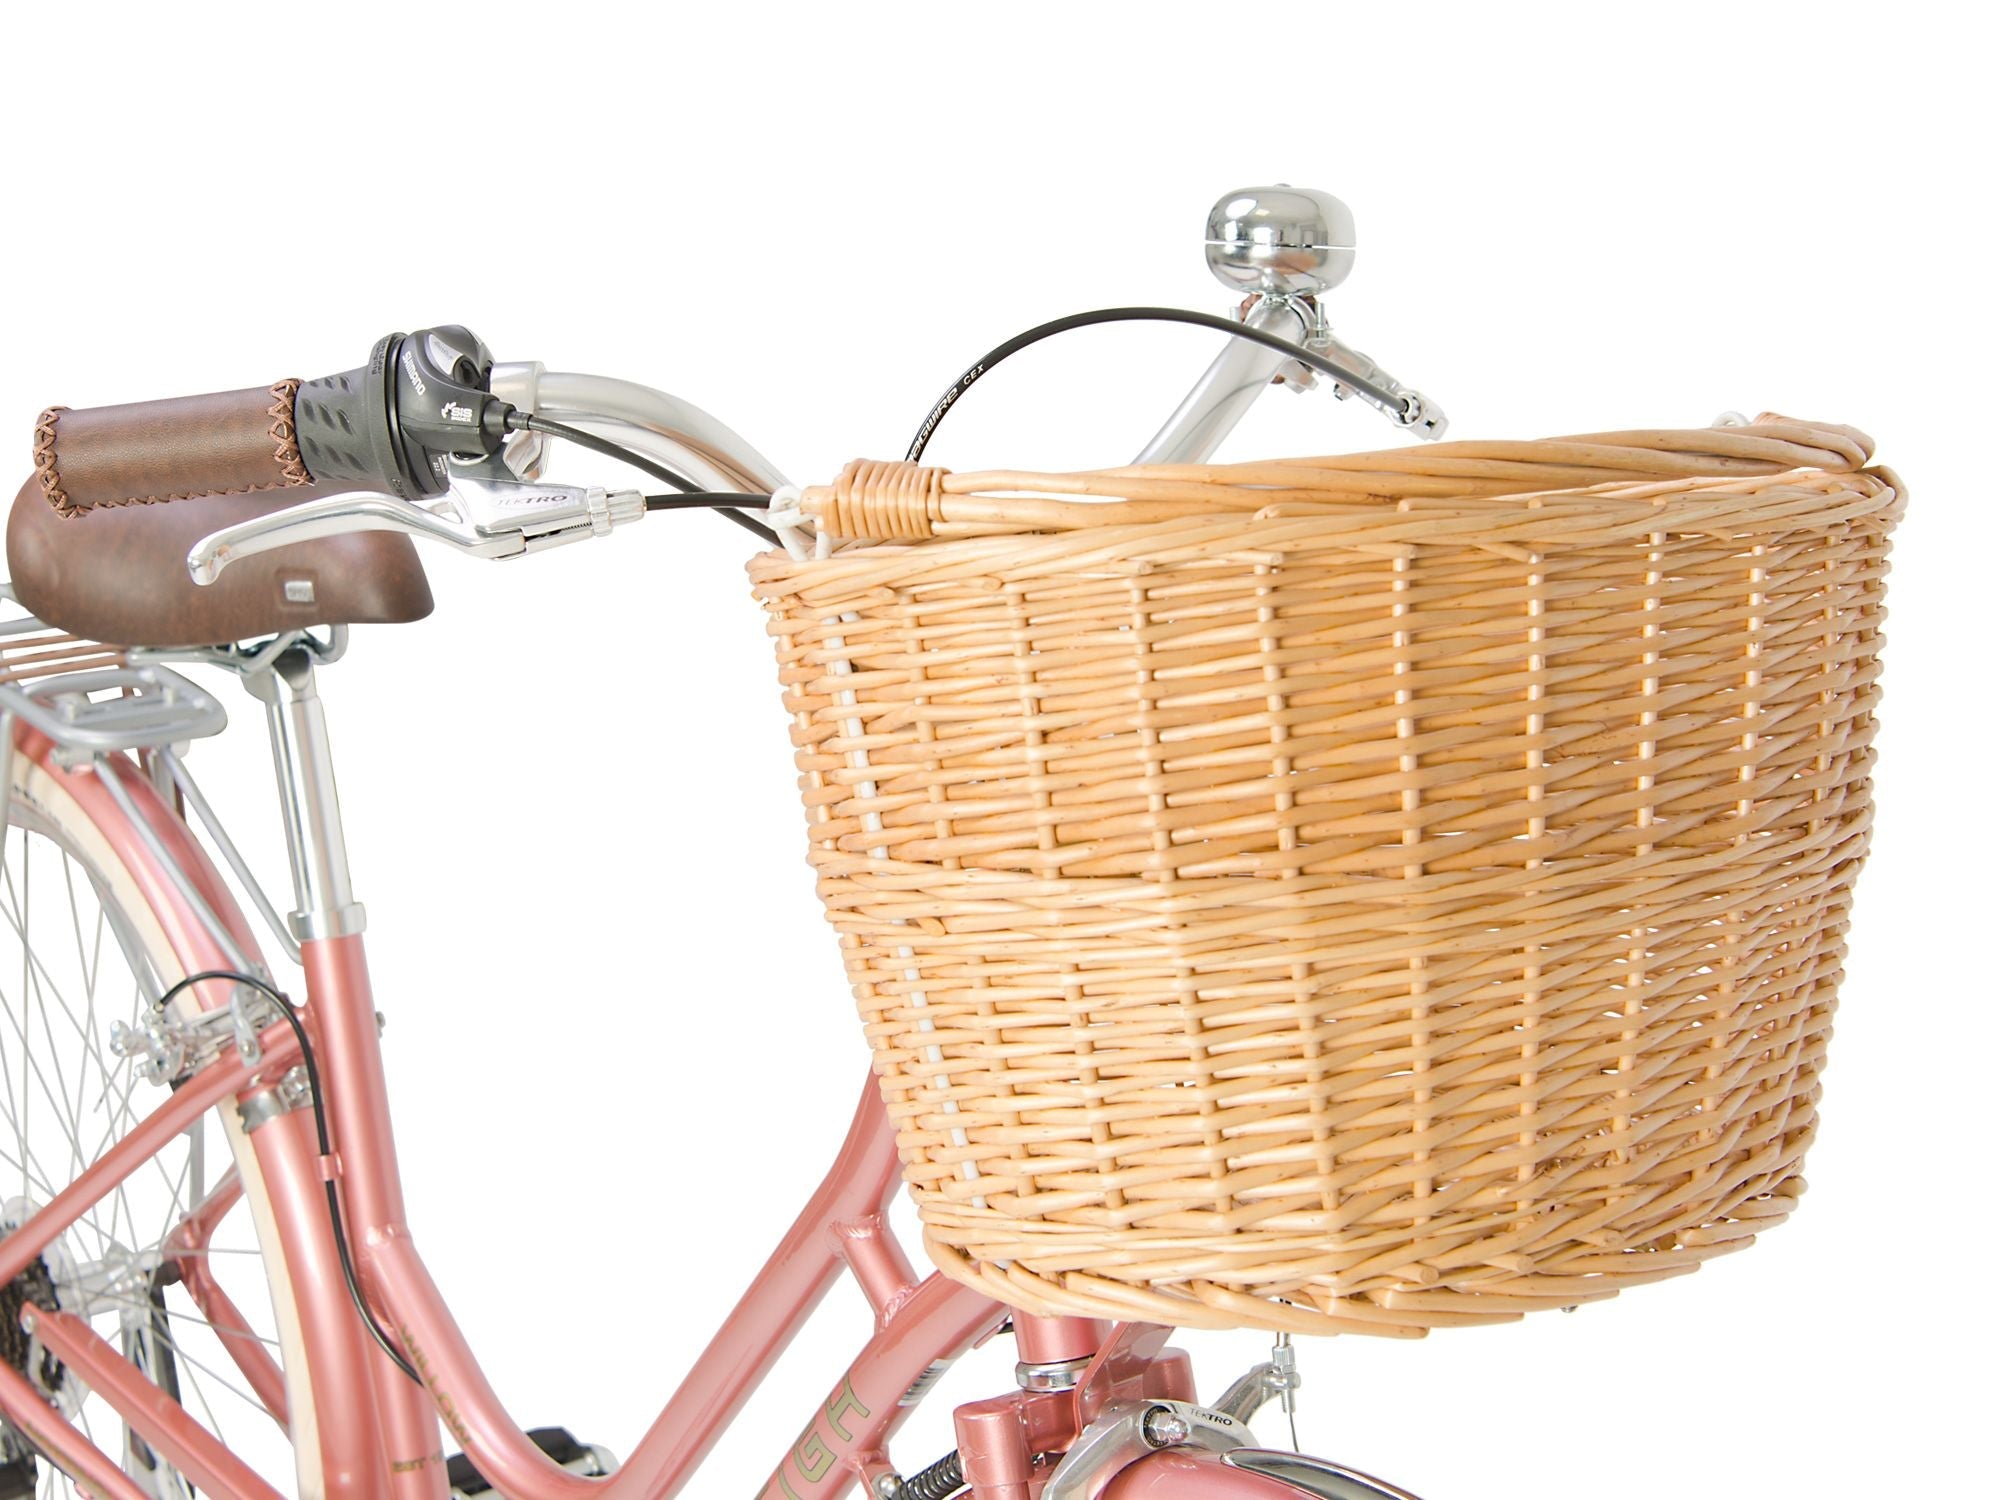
[
  {"left": 753, "top": 416, "right": 1897, "bottom": 579},
  {"left": 751, "top": 465, "right": 1904, "bottom": 594}
]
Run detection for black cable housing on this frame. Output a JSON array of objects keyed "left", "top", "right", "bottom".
[
  {"left": 904, "top": 305, "right": 1413, "bottom": 464},
  {"left": 509, "top": 413, "right": 780, "bottom": 544},
  {"left": 643, "top": 492, "right": 771, "bottom": 512},
  {"left": 152, "top": 970, "right": 422, "bottom": 1387}
]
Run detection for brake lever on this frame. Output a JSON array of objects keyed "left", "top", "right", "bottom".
[{"left": 187, "top": 478, "right": 645, "bottom": 584}]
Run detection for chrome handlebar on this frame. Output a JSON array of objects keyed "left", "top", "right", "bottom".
[
  {"left": 189, "top": 365, "right": 799, "bottom": 584},
  {"left": 530, "top": 370, "right": 791, "bottom": 496},
  {"left": 188, "top": 184, "right": 1443, "bottom": 585}
]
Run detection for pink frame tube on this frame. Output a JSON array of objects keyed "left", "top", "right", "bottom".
[
  {"left": 0, "top": 1356, "right": 153, "bottom": 1500},
  {"left": 312, "top": 932, "right": 1011, "bottom": 1500},
  {"left": 25, "top": 1305, "right": 287, "bottom": 1500},
  {"left": 0, "top": 1022, "right": 300, "bottom": 1288},
  {"left": 3, "top": 734, "right": 1298, "bottom": 1500},
  {"left": 251, "top": 1102, "right": 403, "bottom": 1499},
  {"left": 293, "top": 935, "right": 449, "bottom": 1499},
  {"left": 170, "top": 1169, "right": 291, "bottom": 1429}
]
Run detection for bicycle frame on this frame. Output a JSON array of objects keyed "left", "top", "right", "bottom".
[
  {"left": 0, "top": 275, "right": 1416, "bottom": 1499},
  {"left": 0, "top": 715, "right": 1219, "bottom": 1500}
]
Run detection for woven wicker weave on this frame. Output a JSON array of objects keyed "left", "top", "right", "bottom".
[{"left": 749, "top": 417, "right": 1902, "bottom": 1337}]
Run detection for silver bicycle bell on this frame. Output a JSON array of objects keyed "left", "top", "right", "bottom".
[{"left": 1204, "top": 186, "right": 1357, "bottom": 299}]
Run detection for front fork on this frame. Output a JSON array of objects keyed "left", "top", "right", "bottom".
[{"left": 948, "top": 1319, "right": 1421, "bottom": 1500}]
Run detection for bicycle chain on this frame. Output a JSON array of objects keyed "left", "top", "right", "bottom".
[{"left": 0, "top": 1248, "right": 64, "bottom": 1401}]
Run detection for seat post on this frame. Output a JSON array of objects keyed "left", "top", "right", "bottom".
[{"left": 245, "top": 647, "right": 365, "bottom": 944}]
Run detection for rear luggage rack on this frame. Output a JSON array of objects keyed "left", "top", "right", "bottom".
[{"left": 0, "top": 590, "right": 227, "bottom": 760}]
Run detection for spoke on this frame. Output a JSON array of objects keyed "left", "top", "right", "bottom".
[
  {"left": 0, "top": 819, "right": 286, "bottom": 1484},
  {"left": 12, "top": 841, "right": 30, "bottom": 1205},
  {"left": 77, "top": 1285, "right": 280, "bottom": 1351},
  {"left": 76, "top": 1067, "right": 154, "bottom": 1221},
  {"left": 61, "top": 852, "right": 99, "bottom": 1026},
  {"left": 4, "top": 874, "right": 135, "bottom": 1091},
  {"left": 0, "top": 974, "right": 132, "bottom": 1256},
  {"left": 10, "top": 1032, "right": 131, "bottom": 1264},
  {"left": 84, "top": 1058, "right": 147, "bottom": 1157},
  {"left": 76, "top": 1403, "right": 98, "bottom": 1486},
  {"left": 0, "top": 1004, "right": 45, "bottom": 1161},
  {"left": 71, "top": 862, "right": 140, "bottom": 1261},
  {"left": 0, "top": 1137, "right": 63, "bottom": 1202},
  {"left": 18, "top": 999, "right": 89, "bottom": 1191},
  {"left": 153, "top": 1152, "right": 193, "bottom": 1261},
  {"left": 152, "top": 1324, "right": 244, "bottom": 1439},
  {"left": 0, "top": 994, "right": 24, "bottom": 1173},
  {"left": 0, "top": 1115, "right": 129, "bottom": 1265},
  {"left": 90, "top": 898, "right": 109, "bottom": 1016},
  {"left": 3, "top": 858, "right": 95, "bottom": 1185},
  {"left": 67, "top": 856, "right": 134, "bottom": 1210},
  {"left": 67, "top": 1072, "right": 203, "bottom": 1271}
]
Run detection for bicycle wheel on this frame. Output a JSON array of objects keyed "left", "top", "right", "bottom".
[{"left": 0, "top": 752, "right": 316, "bottom": 1499}]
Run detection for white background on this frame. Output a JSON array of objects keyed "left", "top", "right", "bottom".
[{"left": 1, "top": 4, "right": 1991, "bottom": 1497}]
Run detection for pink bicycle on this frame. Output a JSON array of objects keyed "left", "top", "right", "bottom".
[
  {"left": 0, "top": 185, "right": 1896, "bottom": 1500},
  {"left": 0, "top": 191, "right": 1454, "bottom": 1500}
]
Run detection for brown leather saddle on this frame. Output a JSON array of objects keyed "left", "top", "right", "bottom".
[{"left": 6, "top": 476, "right": 433, "bottom": 648}]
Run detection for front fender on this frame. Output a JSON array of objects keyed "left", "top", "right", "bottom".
[{"left": 1103, "top": 1447, "right": 1425, "bottom": 1500}]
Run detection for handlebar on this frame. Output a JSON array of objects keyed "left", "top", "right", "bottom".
[
  {"left": 46, "top": 298, "right": 1440, "bottom": 584},
  {"left": 32, "top": 280, "right": 1443, "bottom": 588},
  {"left": 27, "top": 185, "right": 1450, "bottom": 588}
]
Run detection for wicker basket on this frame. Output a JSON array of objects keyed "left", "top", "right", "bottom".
[{"left": 749, "top": 417, "right": 1902, "bottom": 1337}]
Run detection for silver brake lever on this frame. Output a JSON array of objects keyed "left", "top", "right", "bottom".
[{"left": 187, "top": 478, "right": 645, "bottom": 585}]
